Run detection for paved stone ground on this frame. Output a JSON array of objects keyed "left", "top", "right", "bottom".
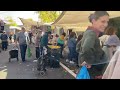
[
  {"left": 60, "top": 59, "right": 79, "bottom": 74},
  {"left": 0, "top": 43, "right": 75, "bottom": 79}
]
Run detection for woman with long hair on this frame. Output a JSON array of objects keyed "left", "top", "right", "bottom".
[{"left": 66, "top": 32, "right": 77, "bottom": 64}]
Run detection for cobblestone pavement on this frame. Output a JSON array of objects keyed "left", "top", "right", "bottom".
[{"left": 0, "top": 43, "right": 75, "bottom": 79}]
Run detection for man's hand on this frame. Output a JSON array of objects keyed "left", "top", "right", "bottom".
[
  {"left": 86, "top": 65, "right": 91, "bottom": 69},
  {"left": 81, "top": 61, "right": 91, "bottom": 69},
  {"left": 81, "top": 61, "right": 87, "bottom": 66}
]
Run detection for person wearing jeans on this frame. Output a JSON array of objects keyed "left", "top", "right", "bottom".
[
  {"left": 1, "top": 31, "right": 8, "bottom": 51},
  {"left": 2, "top": 41, "right": 8, "bottom": 50},
  {"left": 35, "top": 30, "right": 42, "bottom": 59},
  {"left": 16, "top": 27, "right": 28, "bottom": 62},
  {"left": 68, "top": 47, "right": 77, "bottom": 63},
  {"left": 19, "top": 44, "right": 27, "bottom": 61},
  {"left": 67, "top": 32, "right": 77, "bottom": 64}
]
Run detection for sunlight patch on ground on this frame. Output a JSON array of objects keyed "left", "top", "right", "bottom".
[
  {"left": 0, "top": 66, "right": 7, "bottom": 69},
  {"left": 0, "top": 69, "right": 8, "bottom": 79}
]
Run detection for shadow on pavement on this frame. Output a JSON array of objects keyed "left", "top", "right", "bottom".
[{"left": 0, "top": 44, "right": 75, "bottom": 79}]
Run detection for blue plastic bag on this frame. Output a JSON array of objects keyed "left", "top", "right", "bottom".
[{"left": 76, "top": 66, "right": 90, "bottom": 79}]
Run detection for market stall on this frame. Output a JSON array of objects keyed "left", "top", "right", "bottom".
[{"left": 52, "top": 11, "right": 120, "bottom": 35}]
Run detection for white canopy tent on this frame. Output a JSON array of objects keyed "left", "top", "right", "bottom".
[
  {"left": 10, "top": 26, "right": 21, "bottom": 30},
  {"left": 52, "top": 11, "right": 120, "bottom": 31}
]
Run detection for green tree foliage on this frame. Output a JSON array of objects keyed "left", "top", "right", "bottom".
[
  {"left": 36, "top": 11, "right": 61, "bottom": 23},
  {"left": 5, "top": 16, "right": 17, "bottom": 26}
]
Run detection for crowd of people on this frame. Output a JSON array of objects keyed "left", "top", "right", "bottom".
[{"left": 0, "top": 11, "right": 120, "bottom": 79}]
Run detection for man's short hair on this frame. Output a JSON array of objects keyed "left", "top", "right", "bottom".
[{"left": 21, "top": 26, "right": 26, "bottom": 30}]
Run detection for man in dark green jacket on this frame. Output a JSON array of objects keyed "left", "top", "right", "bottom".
[
  {"left": 41, "top": 31, "right": 51, "bottom": 47},
  {"left": 40, "top": 31, "right": 51, "bottom": 55}
]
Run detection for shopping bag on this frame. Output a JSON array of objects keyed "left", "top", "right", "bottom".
[
  {"left": 0, "top": 39, "right": 1, "bottom": 44},
  {"left": 62, "top": 46, "right": 69, "bottom": 58},
  {"left": 76, "top": 66, "right": 90, "bottom": 79},
  {"left": 27, "top": 46, "right": 32, "bottom": 58}
]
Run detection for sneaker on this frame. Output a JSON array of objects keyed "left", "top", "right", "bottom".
[
  {"left": 66, "top": 59, "right": 69, "bottom": 63},
  {"left": 70, "top": 61, "right": 75, "bottom": 64}
]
